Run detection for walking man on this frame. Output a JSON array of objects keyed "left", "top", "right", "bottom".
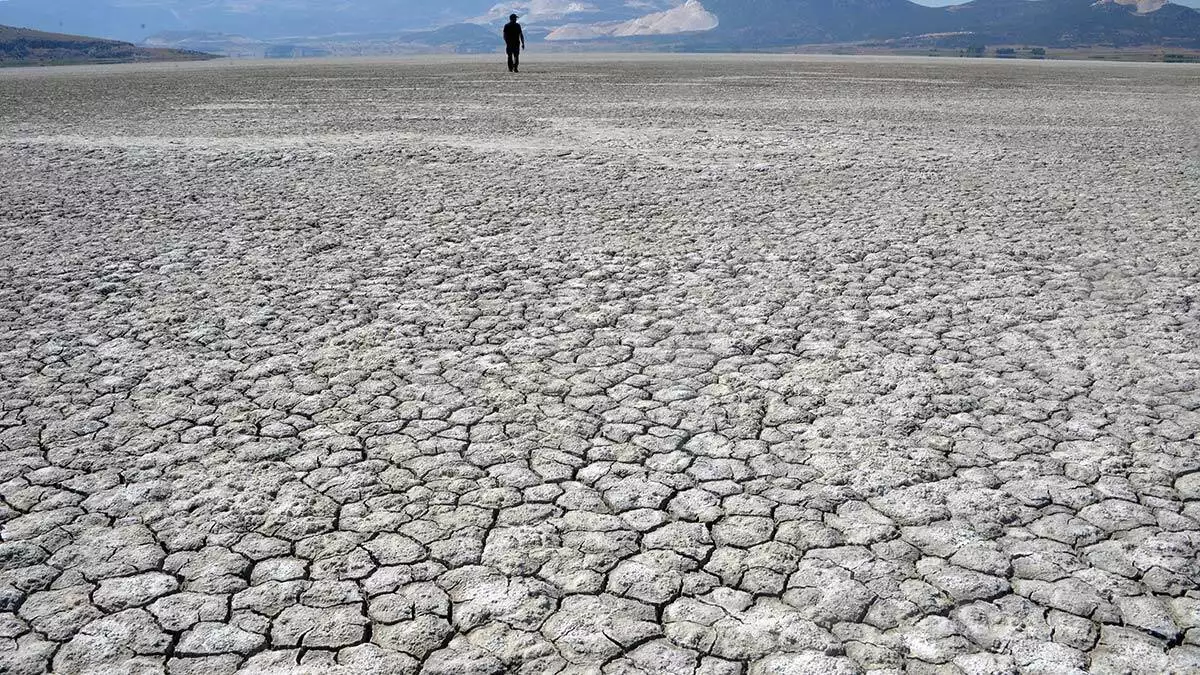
[{"left": 504, "top": 14, "right": 525, "bottom": 72}]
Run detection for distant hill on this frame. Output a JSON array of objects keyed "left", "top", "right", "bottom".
[
  {"left": 0, "top": 24, "right": 218, "bottom": 66},
  {"left": 408, "top": 23, "right": 500, "bottom": 52}
]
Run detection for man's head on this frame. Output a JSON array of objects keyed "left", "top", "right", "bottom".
[{"left": 509, "top": 14, "right": 519, "bottom": 22}]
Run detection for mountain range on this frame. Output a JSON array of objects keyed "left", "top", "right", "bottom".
[
  {"left": 1, "top": 0, "right": 1198, "bottom": 52},
  {"left": 694, "top": 0, "right": 1200, "bottom": 48}
]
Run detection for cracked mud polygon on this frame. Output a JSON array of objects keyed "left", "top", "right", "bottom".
[{"left": 1, "top": 55, "right": 1199, "bottom": 674}]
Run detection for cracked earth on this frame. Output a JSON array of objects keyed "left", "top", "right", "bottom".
[{"left": 0, "top": 54, "right": 1199, "bottom": 674}]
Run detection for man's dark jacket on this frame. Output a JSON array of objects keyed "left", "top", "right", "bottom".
[{"left": 504, "top": 22, "right": 523, "bottom": 49}]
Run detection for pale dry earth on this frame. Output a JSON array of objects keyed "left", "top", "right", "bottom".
[{"left": 0, "top": 54, "right": 1199, "bottom": 674}]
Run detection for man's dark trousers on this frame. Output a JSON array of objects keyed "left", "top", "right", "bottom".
[{"left": 507, "top": 46, "right": 520, "bottom": 72}]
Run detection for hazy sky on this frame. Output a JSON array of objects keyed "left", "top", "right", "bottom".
[
  {"left": 7, "top": 0, "right": 1196, "bottom": 8},
  {"left": 146, "top": 0, "right": 1198, "bottom": 11}
]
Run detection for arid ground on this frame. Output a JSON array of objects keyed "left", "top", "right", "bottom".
[{"left": 1, "top": 55, "right": 1198, "bottom": 674}]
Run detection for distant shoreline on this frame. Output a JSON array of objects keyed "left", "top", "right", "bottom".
[
  {"left": 7, "top": 48, "right": 1195, "bottom": 69},
  {"left": 0, "top": 55, "right": 220, "bottom": 68},
  {"left": 778, "top": 43, "right": 1200, "bottom": 63},
  {"left": 4, "top": 52, "right": 1199, "bottom": 77}
]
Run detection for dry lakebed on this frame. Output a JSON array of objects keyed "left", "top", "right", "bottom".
[{"left": 0, "top": 54, "right": 1199, "bottom": 674}]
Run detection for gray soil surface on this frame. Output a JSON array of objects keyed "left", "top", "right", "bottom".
[{"left": 1, "top": 54, "right": 1199, "bottom": 674}]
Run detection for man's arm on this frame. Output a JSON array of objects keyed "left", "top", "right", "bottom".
[{"left": 520, "top": 27, "right": 526, "bottom": 49}]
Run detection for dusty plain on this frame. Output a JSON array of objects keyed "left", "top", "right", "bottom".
[{"left": 1, "top": 54, "right": 1199, "bottom": 674}]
